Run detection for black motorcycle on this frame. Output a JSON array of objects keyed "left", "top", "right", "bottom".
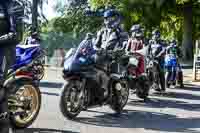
[
  {"left": 59, "top": 48, "right": 129, "bottom": 120},
  {"left": 146, "top": 56, "right": 162, "bottom": 91}
]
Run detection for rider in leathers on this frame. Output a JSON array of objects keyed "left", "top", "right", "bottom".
[
  {"left": 0, "top": 0, "right": 23, "bottom": 132},
  {"left": 149, "top": 29, "right": 166, "bottom": 92},
  {"left": 94, "top": 9, "right": 127, "bottom": 102},
  {"left": 165, "top": 39, "right": 184, "bottom": 88},
  {"left": 126, "top": 24, "right": 145, "bottom": 76}
]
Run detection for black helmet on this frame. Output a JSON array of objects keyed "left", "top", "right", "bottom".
[
  {"left": 103, "top": 9, "right": 120, "bottom": 28},
  {"left": 170, "top": 39, "right": 177, "bottom": 46},
  {"left": 85, "top": 32, "right": 93, "bottom": 40},
  {"left": 104, "top": 9, "right": 118, "bottom": 18},
  {"left": 152, "top": 29, "right": 160, "bottom": 36},
  {"left": 171, "top": 39, "right": 177, "bottom": 44},
  {"left": 130, "top": 24, "right": 143, "bottom": 38},
  {"left": 130, "top": 24, "right": 141, "bottom": 32},
  {"left": 152, "top": 29, "right": 160, "bottom": 40}
]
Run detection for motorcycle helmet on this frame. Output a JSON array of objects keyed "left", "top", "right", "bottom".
[
  {"left": 85, "top": 32, "right": 93, "bottom": 40},
  {"left": 152, "top": 29, "right": 160, "bottom": 41},
  {"left": 130, "top": 24, "right": 143, "bottom": 38},
  {"left": 170, "top": 39, "right": 177, "bottom": 45},
  {"left": 31, "top": 31, "right": 38, "bottom": 38},
  {"left": 104, "top": 9, "right": 120, "bottom": 28}
]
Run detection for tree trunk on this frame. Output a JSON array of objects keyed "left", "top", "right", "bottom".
[
  {"left": 182, "top": 2, "right": 193, "bottom": 61},
  {"left": 32, "top": 0, "right": 39, "bottom": 32}
]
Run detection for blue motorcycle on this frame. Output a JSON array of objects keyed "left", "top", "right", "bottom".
[
  {"left": 59, "top": 41, "right": 129, "bottom": 120},
  {"left": 5, "top": 44, "right": 44, "bottom": 128},
  {"left": 165, "top": 54, "right": 177, "bottom": 88}
]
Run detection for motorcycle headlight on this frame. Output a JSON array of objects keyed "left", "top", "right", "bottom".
[
  {"left": 129, "top": 57, "right": 139, "bottom": 67},
  {"left": 147, "top": 61, "right": 154, "bottom": 69}
]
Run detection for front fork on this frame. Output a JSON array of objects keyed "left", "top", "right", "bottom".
[{"left": 76, "top": 79, "right": 87, "bottom": 109}]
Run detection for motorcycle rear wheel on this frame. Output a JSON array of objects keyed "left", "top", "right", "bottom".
[{"left": 136, "top": 81, "right": 149, "bottom": 100}]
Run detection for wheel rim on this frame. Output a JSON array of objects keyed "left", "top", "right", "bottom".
[
  {"left": 34, "top": 64, "right": 44, "bottom": 80},
  {"left": 116, "top": 81, "right": 129, "bottom": 107},
  {"left": 14, "top": 85, "right": 39, "bottom": 125}
]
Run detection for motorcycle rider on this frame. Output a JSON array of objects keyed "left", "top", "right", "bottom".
[
  {"left": 166, "top": 39, "right": 184, "bottom": 88},
  {"left": 94, "top": 9, "right": 126, "bottom": 102},
  {"left": 148, "top": 29, "right": 166, "bottom": 92},
  {"left": 0, "top": 0, "right": 23, "bottom": 132},
  {"left": 126, "top": 24, "right": 145, "bottom": 76}
]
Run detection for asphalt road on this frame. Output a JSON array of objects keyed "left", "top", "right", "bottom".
[{"left": 14, "top": 81, "right": 200, "bottom": 133}]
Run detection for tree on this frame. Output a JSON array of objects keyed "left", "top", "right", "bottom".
[
  {"left": 32, "top": 0, "right": 39, "bottom": 31},
  {"left": 89, "top": 0, "right": 199, "bottom": 61},
  {"left": 18, "top": 0, "right": 48, "bottom": 32},
  {"left": 50, "top": 0, "right": 199, "bottom": 61},
  {"left": 53, "top": 0, "right": 102, "bottom": 37},
  {"left": 182, "top": 1, "right": 193, "bottom": 60}
]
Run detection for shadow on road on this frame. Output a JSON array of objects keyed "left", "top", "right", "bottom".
[
  {"left": 128, "top": 98, "right": 200, "bottom": 111},
  {"left": 73, "top": 83, "right": 200, "bottom": 132},
  {"left": 75, "top": 110, "right": 200, "bottom": 133},
  {"left": 15, "top": 128, "right": 78, "bottom": 133},
  {"left": 128, "top": 85, "right": 200, "bottom": 111},
  {"left": 155, "top": 91, "right": 200, "bottom": 101},
  {"left": 180, "top": 84, "right": 200, "bottom": 92}
]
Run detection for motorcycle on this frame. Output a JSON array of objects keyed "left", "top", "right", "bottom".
[
  {"left": 125, "top": 47, "right": 150, "bottom": 100},
  {"left": 59, "top": 43, "right": 129, "bottom": 120},
  {"left": 5, "top": 44, "right": 44, "bottom": 128},
  {"left": 146, "top": 56, "right": 162, "bottom": 91},
  {"left": 146, "top": 42, "right": 166, "bottom": 92}
]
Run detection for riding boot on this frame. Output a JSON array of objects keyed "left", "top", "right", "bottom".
[
  {"left": 96, "top": 70, "right": 108, "bottom": 104},
  {"left": 165, "top": 71, "right": 171, "bottom": 88},
  {"left": 178, "top": 71, "right": 184, "bottom": 88},
  {"left": 160, "top": 71, "right": 166, "bottom": 91}
]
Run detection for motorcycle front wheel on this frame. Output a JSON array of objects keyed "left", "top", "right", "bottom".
[
  {"left": 59, "top": 81, "right": 85, "bottom": 120},
  {"left": 10, "top": 82, "right": 41, "bottom": 129},
  {"left": 110, "top": 80, "right": 129, "bottom": 113}
]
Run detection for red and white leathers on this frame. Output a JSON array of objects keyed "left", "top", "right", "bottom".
[{"left": 126, "top": 38, "right": 145, "bottom": 77}]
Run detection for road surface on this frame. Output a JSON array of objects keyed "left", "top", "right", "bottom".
[
  {"left": 15, "top": 84, "right": 200, "bottom": 133},
  {"left": 15, "top": 68, "right": 200, "bottom": 133}
]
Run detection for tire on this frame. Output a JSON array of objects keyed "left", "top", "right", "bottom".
[
  {"left": 110, "top": 80, "right": 129, "bottom": 113},
  {"left": 10, "top": 81, "right": 41, "bottom": 129},
  {"left": 59, "top": 81, "right": 84, "bottom": 120},
  {"left": 136, "top": 78, "right": 149, "bottom": 100},
  {"left": 136, "top": 87, "right": 149, "bottom": 100}
]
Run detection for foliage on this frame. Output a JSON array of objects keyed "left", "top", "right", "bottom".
[
  {"left": 52, "top": 0, "right": 102, "bottom": 37},
  {"left": 40, "top": 20, "right": 85, "bottom": 57},
  {"left": 41, "top": 0, "right": 199, "bottom": 59},
  {"left": 88, "top": 0, "right": 199, "bottom": 41}
]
